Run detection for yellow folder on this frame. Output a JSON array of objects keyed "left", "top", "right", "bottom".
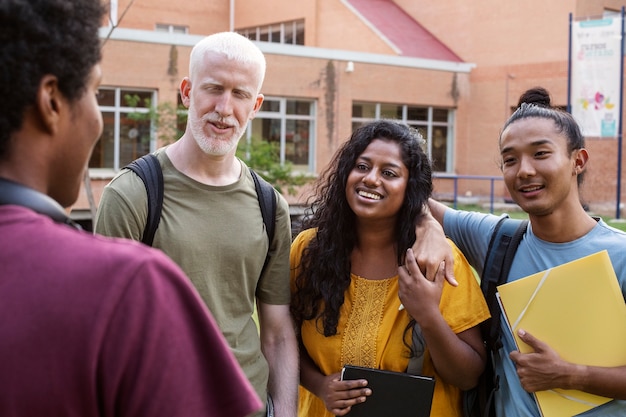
[{"left": 497, "top": 250, "right": 626, "bottom": 417}]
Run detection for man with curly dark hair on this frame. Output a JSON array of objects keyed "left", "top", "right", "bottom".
[{"left": 0, "top": 1, "right": 262, "bottom": 416}]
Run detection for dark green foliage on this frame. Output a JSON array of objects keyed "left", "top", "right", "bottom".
[{"left": 237, "top": 137, "right": 312, "bottom": 195}]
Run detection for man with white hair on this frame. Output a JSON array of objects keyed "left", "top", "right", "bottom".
[{"left": 96, "top": 32, "right": 298, "bottom": 417}]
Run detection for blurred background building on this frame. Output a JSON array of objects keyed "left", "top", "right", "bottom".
[{"left": 72, "top": 0, "right": 626, "bottom": 226}]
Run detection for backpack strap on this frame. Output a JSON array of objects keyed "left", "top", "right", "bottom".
[
  {"left": 480, "top": 216, "right": 528, "bottom": 351},
  {"left": 407, "top": 321, "right": 426, "bottom": 375},
  {"left": 124, "top": 154, "right": 163, "bottom": 246},
  {"left": 0, "top": 177, "right": 80, "bottom": 229},
  {"left": 124, "top": 157, "right": 278, "bottom": 277},
  {"left": 250, "top": 169, "right": 277, "bottom": 276},
  {"left": 461, "top": 216, "right": 528, "bottom": 417}
]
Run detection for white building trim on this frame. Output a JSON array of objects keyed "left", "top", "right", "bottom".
[{"left": 99, "top": 27, "right": 476, "bottom": 73}]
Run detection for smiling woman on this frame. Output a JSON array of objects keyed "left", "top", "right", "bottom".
[
  {"left": 346, "top": 138, "right": 409, "bottom": 225},
  {"left": 289, "top": 120, "right": 490, "bottom": 417}
]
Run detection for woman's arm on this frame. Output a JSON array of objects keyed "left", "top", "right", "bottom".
[
  {"left": 298, "top": 343, "right": 371, "bottom": 416},
  {"left": 398, "top": 248, "right": 486, "bottom": 390}
]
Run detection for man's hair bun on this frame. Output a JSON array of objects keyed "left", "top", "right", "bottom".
[{"left": 517, "top": 87, "right": 552, "bottom": 108}]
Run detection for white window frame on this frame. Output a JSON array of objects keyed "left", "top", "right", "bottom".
[
  {"left": 106, "top": 0, "right": 118, "bottom": 27},
  {"left": 245, "top": 97, "right": 316, "bottom": 172},
  {"left": 95, "top": 87, "right": 157, "bottom": 172},
  {"left": 237, "top": 19, "right": 304, "bottom": 45},
  {"left": 351, "top": 102, "right": 455, "bottom": 172},
  {"left": 155, "top": 23, "right": 189, "bottom": 34}
]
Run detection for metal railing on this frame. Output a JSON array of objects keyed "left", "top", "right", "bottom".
[{"left": 433, "top": 173, "right": 505, "bottom": 213}]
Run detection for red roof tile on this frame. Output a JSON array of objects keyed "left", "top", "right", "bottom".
[{"left": 346, "top": 0, "right": 463, "bottom": 62}]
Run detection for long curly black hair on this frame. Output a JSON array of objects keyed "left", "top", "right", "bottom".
[
  {"left": 291, "top": 120, "right": 433, "bottom": 336},
  {"left": 0, "top": 0, "right": 105, "bottom": 159}
]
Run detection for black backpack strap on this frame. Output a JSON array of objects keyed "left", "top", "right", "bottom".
[
  {"left": 124, "top": 154, "right": 164, "bottom": 246},
  {"left": 463, "top": 216, "right": 528, "bottom": 417},
  {"left": 250, "top": 169, "right": 277, "bottom": 277},
  {"left": 407, "top": 321, "right": 426, "bottom": 375},
  {"left": 122, "top": 160, "right": 275, "bottom": 271},
  {"left": 480, "top": 216, "right": 528, "bottom": 351}
]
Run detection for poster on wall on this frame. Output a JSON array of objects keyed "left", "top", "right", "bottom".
[{"left": 570, "top": 16, "right": 623, "bottom": 138}]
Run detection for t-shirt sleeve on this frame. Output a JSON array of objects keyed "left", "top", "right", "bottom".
[
  {"left": 443, "top": 209, "right": 502, "bottom": 274},
  {"left": 98, "top": 252, "right": 263, "bottom": 417},
  {"left": 440, "top": 240, "right": 491, "bottom": 334},
  {"left": 289, "top": 228, "right": 316, "bottom": 292},
  {"left": 94, "top": 169, "right": 147, "bottom": 242}
]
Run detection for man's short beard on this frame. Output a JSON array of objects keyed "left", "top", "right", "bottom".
[{"left": 189, "top": 114, "right": 241, "bottom": 156}]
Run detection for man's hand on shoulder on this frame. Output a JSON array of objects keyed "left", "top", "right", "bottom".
[{"left": 413, "top": 210, "right": 457, "bottom": 286}]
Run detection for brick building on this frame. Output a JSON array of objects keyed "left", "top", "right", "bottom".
[{"left": 72, "top": 0, "right": 626, "bottom": 225}]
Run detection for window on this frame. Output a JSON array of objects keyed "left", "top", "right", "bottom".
[
  {"left": 237, "top": 19, "right": 305, "bottom": 45},
  {"left": 91, "top": 88, "right": 156, "bottom": 170},
  {"left": 108, "top": 0, "right": 118, "bottom": 26},
  {"left": 352, "top": 102, "right": 454, "bottom": 172},
  {"left": 246, "top": 97, "right": 316, "bottom": 172},
  {"left": 155, "top": 23, "right": 189, "bottom": 34}
]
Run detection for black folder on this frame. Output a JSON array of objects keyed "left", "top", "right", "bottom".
[{"left": 340, "top": 365, "right": 435, "bottom": 417}]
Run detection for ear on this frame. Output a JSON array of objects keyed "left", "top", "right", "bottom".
[
  {"left": 573, "top": 148, "right": 589, "bottom": 175},
  {"left": 250, "top": 93, "right": 264, "bottom": 119},
  {"left": 179, "top": 77, "right": 191, "bottom": 108},
  {"left": 36, "top": 75, "right": 63, "bottom": 135}
]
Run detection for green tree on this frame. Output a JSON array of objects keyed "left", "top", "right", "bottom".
[
  {"left": 236, "top": 137, "right": 312, "bottom": 195},
  {"left": 124, "top": 94, "right": 185, "bottom": 145}
]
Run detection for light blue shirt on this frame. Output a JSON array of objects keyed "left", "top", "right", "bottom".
[{"left": 443, "top": 210, "right": 626, "bottom": 417}]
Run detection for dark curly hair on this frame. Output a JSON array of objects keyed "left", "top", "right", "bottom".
[
  {"left": 291, "top": 120, "right": 433, "bottom": 336},
  {"left": 0, "top": 0, "right": 105, "bottom": 158}
]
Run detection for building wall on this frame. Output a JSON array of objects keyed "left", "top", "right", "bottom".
[
  {"left": 395, "top": 0, "right": 626, "bottom": 213},
  {"left": 235, "top": 0, "right": 316, "bottom": 40},
  {"left": 100, "top": 40, "right": 184, "bottom": 93},
  {"left": 236, "top": 0, "right": 396, "bottom": 54},
  {"left": 396, "top": 0, "right": 574, "bottom": 182},
  {"left": 253, "top": 54, "right": 469, "bottom": 203},
  {"left": 73, "top": 0, "right": 626, "bottom": 218},
  {"left": 113, "top": 0, "right": 229, "bottom": 33}
]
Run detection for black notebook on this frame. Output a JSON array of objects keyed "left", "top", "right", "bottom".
[{"left": 340, "top": 365, "right": 435, "bottom": 417}]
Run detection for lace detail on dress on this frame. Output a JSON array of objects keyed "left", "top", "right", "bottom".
[{"left": 341, "top": 275, "right": 390, "bottom": 367}]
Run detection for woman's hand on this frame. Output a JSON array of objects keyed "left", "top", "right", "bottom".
[
  {"left": 398, "top": 248, "right": 445, "bottom": 325},
  {"left": 319, "top": 372, "right": 371, "bottom": 416},
  {"left": 398, "top": 248, "right": 487, "bottom": 389}
]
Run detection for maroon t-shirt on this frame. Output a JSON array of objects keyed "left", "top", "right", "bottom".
[{"left": 0, "top": 205, "right": 262, "bottom": 417}]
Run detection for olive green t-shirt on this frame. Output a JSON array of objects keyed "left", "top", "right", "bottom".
[{"left": 95, "top": 148, "right": 292, "bottom": 407}]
